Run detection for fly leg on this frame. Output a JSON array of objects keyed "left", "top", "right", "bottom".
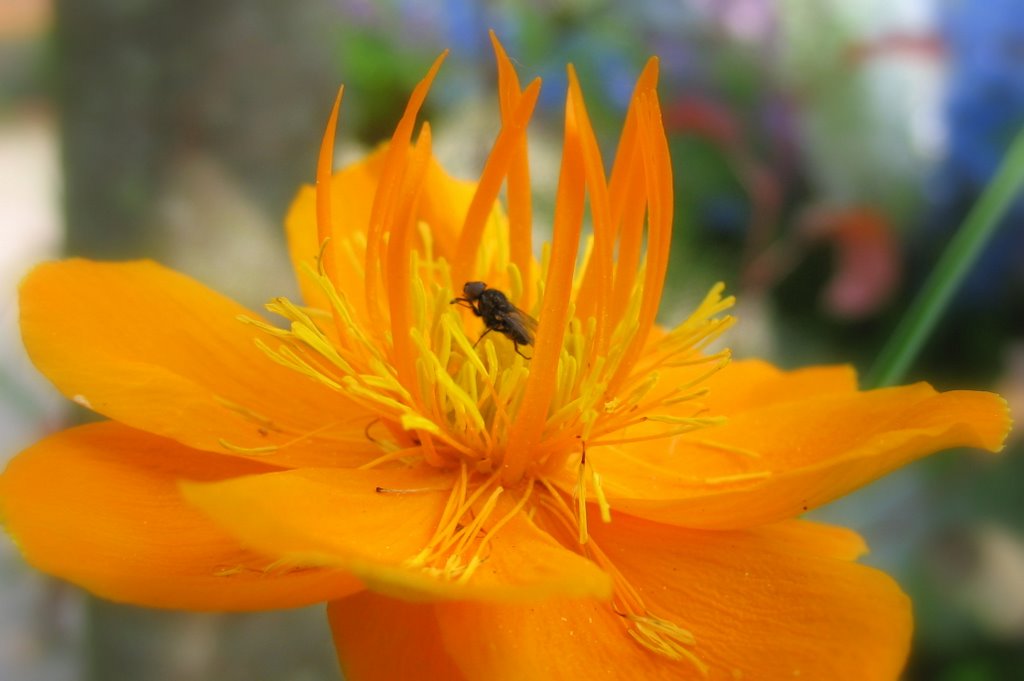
[
  {"left": 472, "top": 327, "right": 495, "bottom": 348},
  {"left": 512, "top": 340, "right": 533, "bottom": 360},
  {"left": 451, "top": 298, "right": 482, "bottom": 317}
]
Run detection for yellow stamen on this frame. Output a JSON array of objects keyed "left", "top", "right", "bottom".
[
  {"left": 211, "top": 396, "right": 279, "bottom": 431},
  {"left": 627, "top": 614, "right": 709, "bottom": 675},
  {"left": 217, "top": 440, "right": 279, "bottom": 455},
  {"left": 456, "top": 481, "right": 534, "bottom": 584},
  {"left": 216, "top": 420, "right": 350, "bottom": 456},
  {"left": 357, "top": 446, "right": 423, "bottom": 471}
]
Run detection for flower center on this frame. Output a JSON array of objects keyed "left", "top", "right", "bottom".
[{"left": 241, "top": 226, "right": 734, "bottom": 487}]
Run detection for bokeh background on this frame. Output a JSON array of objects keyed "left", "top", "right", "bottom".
[{"left": 2, "top": 0, "right": 1023, "bottom": 679}]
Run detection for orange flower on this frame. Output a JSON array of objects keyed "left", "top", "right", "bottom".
[{"left": 0, "top": 35, "right": 1010, "bottom": 680}]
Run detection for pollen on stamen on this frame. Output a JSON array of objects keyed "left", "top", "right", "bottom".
[
  {"left": 402, "top": 475, "right": 513, "bottom": 583},
  {"left": 627, "top": 614, "right": 709, "bottom": 676},
  {"left": 538, "top": 482, "right": 707, "bottom": 670}
]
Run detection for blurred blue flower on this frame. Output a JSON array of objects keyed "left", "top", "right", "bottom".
[
  {"left": 922, "top": 0, "right": 1024, "bottom": 303},
  {"left": 938, "top": 0, "right": 1024, "bottom": 190}
]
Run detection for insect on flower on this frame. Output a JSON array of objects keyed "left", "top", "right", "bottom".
[{"left": 450, "top": 281, "right": 537, "bottom": 358}]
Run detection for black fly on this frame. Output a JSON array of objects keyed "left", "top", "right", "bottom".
[{"left": 450, "top": 281, "right": 537, "bottom": 359}]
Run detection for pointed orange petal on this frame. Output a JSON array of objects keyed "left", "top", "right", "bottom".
[
  {"left": 287, "top": 147, "right": 387, "bottom": 314},
  {"left": 365, "top": 52, "right": 447, "bottom": 329},
  {"left": 504, "top": 78, "right": 587, "bottom": 483},
  {"left": 566, "top": 65, "right": 615, "bottom": 354},
  {"left": 608, "top": 57, "right": 658, "bottom": 231},
  {"left": 608, "top": 144, "right": 647, "bottom": 325},
  {"left": 608, "top": 58, "right": 659, "bottom": 325},
  {"left": 182, "top": 466, "right": 611, "bottom": 602},
  {"left": 490, "top": 31, "right": 534, "bottom": 302},
  {"left": 451, "top": 77, "right": 541, "bottom": 288},
  {"left": 434, "top": 517, "right": 909, "bottom": 681},
  {"left": 289, "top": 146, "right": 474, "bottom": 315},
  {"left": 328, "top": 594, "right": 466, "bottom": 681},
  {"left": 580, "top": 383, "right": 1009, "bottom": 529},
  {"left": 19, "top": 259, "right": 371, "bottom": 467},
  {"left": 411, "top": 153, "right": 507, "bottom": 265},
  {"left": 489, "top": 30, "right": 523, "bottom": 101},
  {"left": 607, "top": 90, "right": 674, "bottom": 395},
  {"left": 316, "top": 86, "right": 344, "bottom": 285},
  {"left": 0, "top": 422, "right": 359, "bottom": 610},
  {"left": 387, "top": 124, "right": 434, "bottom": 390}
]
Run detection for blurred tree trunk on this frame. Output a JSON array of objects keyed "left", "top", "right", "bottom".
[
  {"left": 55, "top": 0, "right": 341, "bottom": 260},
  {"left": 53, "top": 2, "right": 344, "bottom": 680}
]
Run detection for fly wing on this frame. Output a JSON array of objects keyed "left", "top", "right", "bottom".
[{"left": 506, "top": 305, "right": 539, "bottom": 345}]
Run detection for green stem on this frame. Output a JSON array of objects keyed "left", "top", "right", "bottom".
[{"left": 867, "top": 126, "right": 1024, "bottom": 388}]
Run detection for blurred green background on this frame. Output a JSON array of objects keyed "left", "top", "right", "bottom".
[{"left": 1, "top": 0, "right": 1022, "bottom": 679}]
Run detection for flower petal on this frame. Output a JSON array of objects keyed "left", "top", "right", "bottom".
[
  {"left": 433, "top": 517, "right": 910, "bottom": 681},
  {"left": 286, "top": 147, "right": 499, "bottom": 313},
  {"left": 701, "top": 358, "right": 858, "bottom": 414},
  {"left": 19, "top": 258, "right": 374, "bottom": 468},
  {"left": 584, "top": 382, "right": 1009, "bottom": 529},
  {"left": 0, "top": 422, "right": 360, "bottom": 610},
  {"left": 182, "top": 467, "right": 612, "bottom": 602},
  {"left": 286, "top": 148, "right": 385, "bottom": 314},
  {"left": 328, "top": 593, "right": 466, "bottom": 681}
]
